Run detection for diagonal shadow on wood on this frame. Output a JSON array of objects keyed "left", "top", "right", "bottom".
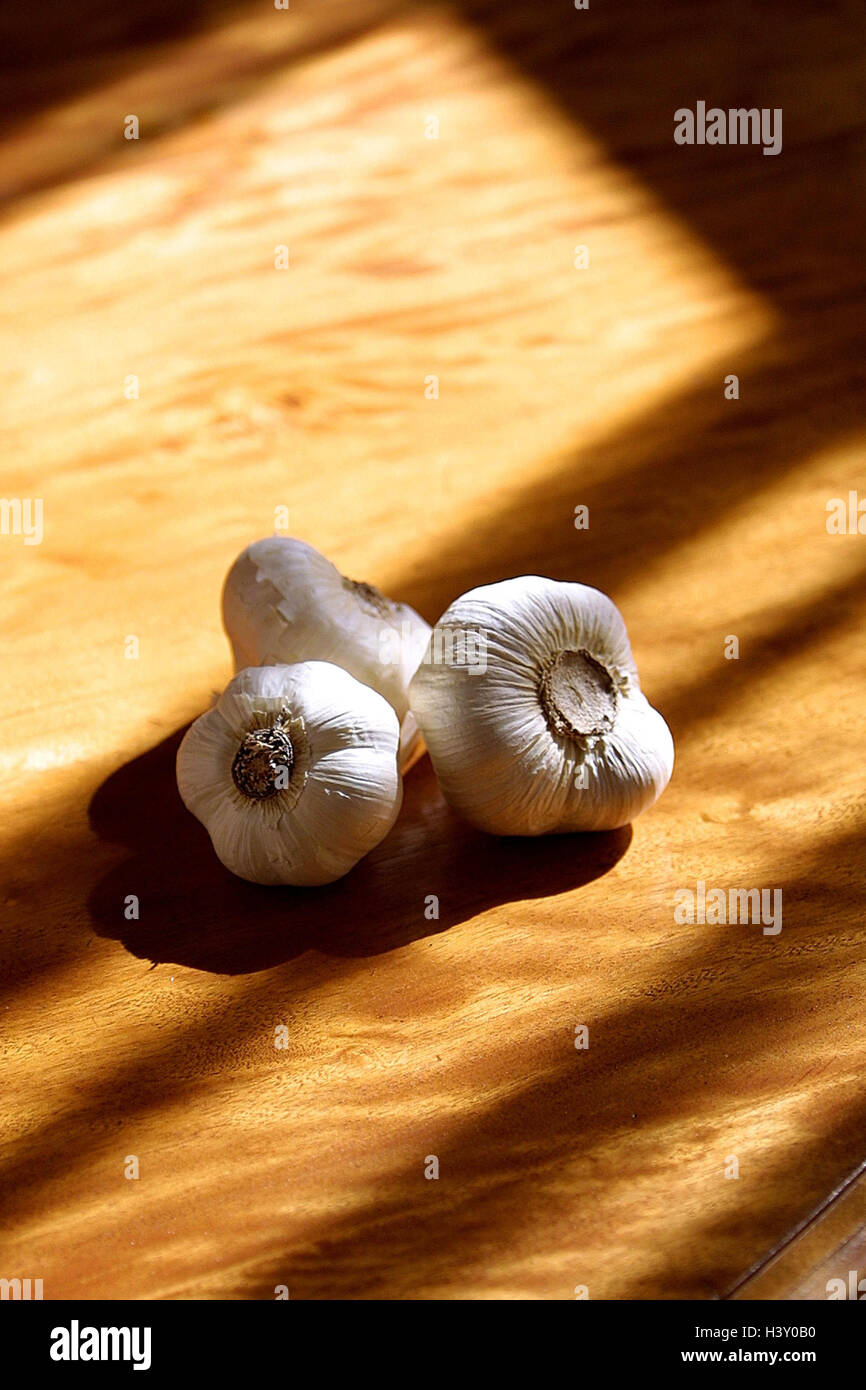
[{"left": 230, "top": 824, "right": 866, "bottom": 1300}]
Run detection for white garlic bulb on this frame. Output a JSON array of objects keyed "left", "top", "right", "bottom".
[
  {"left": 176, "top": 662, "right": 402, "bottom": 885},
  {"left": 408, "top": 576, "right": 674, "bottom": 835},
  {"left": 222, "top": 538, "right": 430, "bottom": 767}
]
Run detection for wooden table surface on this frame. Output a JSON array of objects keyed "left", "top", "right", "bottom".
[{"left": 2, "top": 0, "right": 865, "bottom": 1300}]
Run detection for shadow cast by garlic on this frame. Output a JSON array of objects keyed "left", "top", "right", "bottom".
[{"left": 87, "top": 728, "right": 633, "bottom": 975}]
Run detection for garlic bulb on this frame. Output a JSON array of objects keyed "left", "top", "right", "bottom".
[
  {"left": 176, "top": 662, "right": 402, "bottom": 885},
  {"left": 408, "top": 576, "right": 673, "bottom": 835},
  {"left": 222, "top": 538, "right": 429, "bottom": 766}
]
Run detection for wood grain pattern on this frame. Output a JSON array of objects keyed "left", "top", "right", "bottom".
[
  {"left": 1, "top": 0, "right": 864, "bottom": 1299},
  {"left": 733, "top": 1167, "right": 866, "bottom": 1300}
]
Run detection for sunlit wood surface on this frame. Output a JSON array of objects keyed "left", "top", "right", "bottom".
[{"left": 1, "top": 0, "right": 865, "bottom": 1299}]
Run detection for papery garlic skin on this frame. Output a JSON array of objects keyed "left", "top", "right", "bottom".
[
  {"left": 222, "top": 538, "right": 429, "bottom": 765},
  {"left": 408, "top": 576, "right": 674, "bottom": 835},
  {"left": 176, "top": 662, "right": 402, "bottom": 885}
]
